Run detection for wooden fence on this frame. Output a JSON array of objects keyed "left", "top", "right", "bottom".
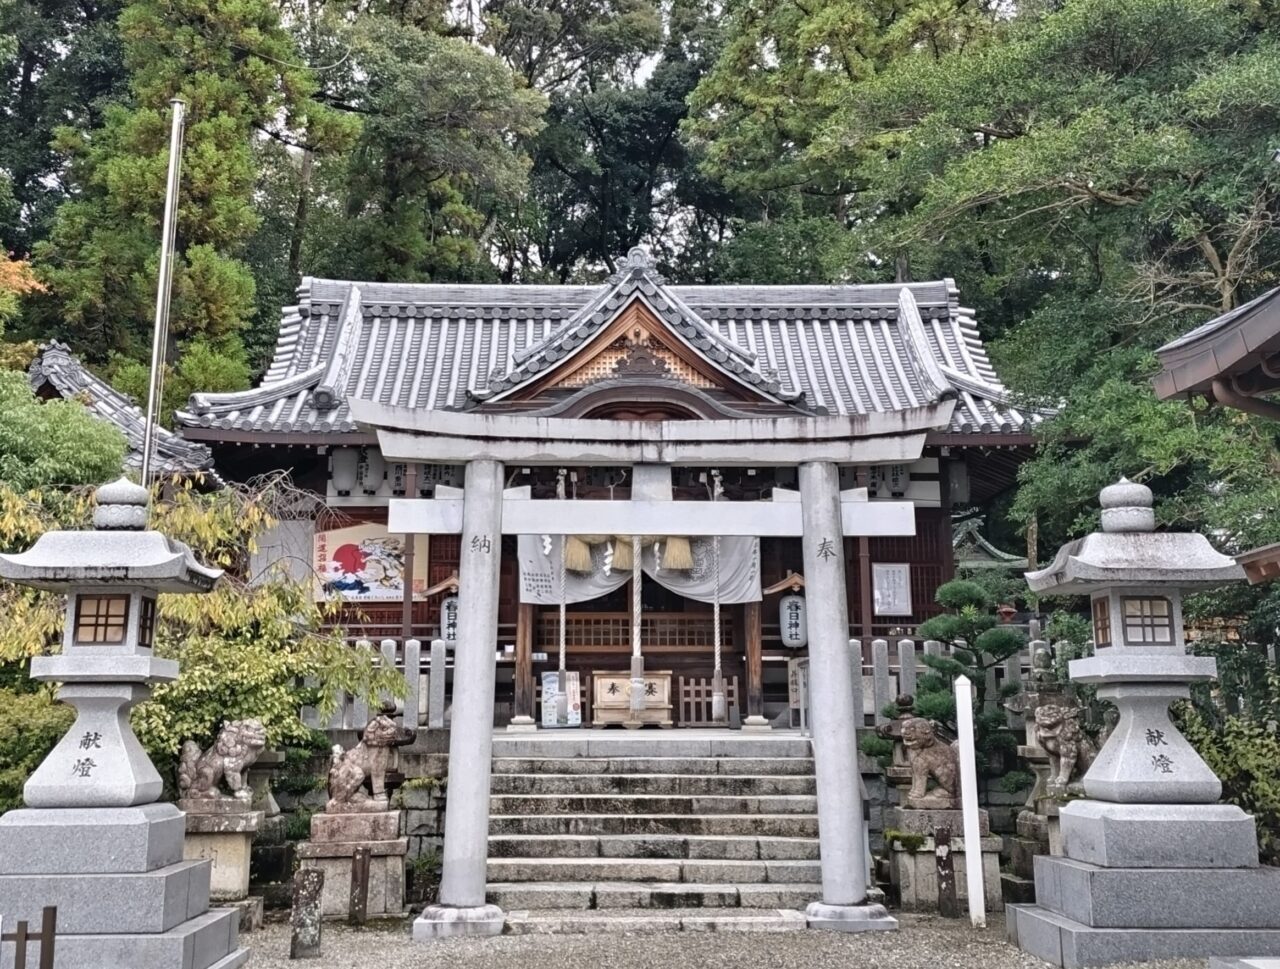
[{"left": 1, "top": 906, "right": 56, "bottom": 969}]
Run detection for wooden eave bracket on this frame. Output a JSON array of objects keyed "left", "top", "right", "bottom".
[{"left": 763, "top": 571, "right": 805, "bottom": 595}]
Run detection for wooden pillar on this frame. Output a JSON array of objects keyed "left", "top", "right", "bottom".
[
  {"left": 400, "top": 463, "right": 419, "bottom": 639},
  {"left": 744, "top": 599, "right": 765, "bottom": 723},
  {"left": 856, "top": 467, "right": 874, "bottom": 639},
  {"left": 513, "top": 602, "right": 535, "bottom": 724}
]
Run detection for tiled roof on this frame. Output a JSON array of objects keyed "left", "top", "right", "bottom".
[
  {"left": 30, "top": 342, "right": 217, "bottom": 478},
  {"left": 178, "top": 248, "right": 1043, "bottom": 438}
]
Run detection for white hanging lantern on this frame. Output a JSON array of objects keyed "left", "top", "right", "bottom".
[
  {"left": 362, "top": 448, "right": 386, "bottom": 495},
  {"left": 331, "top": 447, "right": 359, "bottom": 495},
  {"left": 780, "top": 593, "right": 808, "bottom": 648}
]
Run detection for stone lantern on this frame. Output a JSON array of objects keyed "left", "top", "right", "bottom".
[
  {"left": 0, "top": 478, "right": 249, "bottom": 969},
  {"left": 1008, "top": 479, "right": 1280, "bottom": 968}
]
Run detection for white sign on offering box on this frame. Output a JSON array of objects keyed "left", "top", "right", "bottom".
[
  {"left": 540, "top": 671, "right": 560, "bottom": 727},
  {"left": 564, "top": 671, "right": 582, "bottom": 726},
  {"left": 872, "top": 562, "right": 912, "bottom": 616},
  {"left": 540, "top": 671, "right": 582, "bottom": 728}
]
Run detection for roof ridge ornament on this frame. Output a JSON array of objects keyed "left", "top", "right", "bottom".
[{"left": 607, "top": 246, "right": 666, "bottom": 285}]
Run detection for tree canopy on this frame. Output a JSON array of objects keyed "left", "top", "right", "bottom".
[{"left": 0, "top": 0, "right": 1278, "bottom": 584}]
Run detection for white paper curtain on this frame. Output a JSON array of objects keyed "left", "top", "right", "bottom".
[{"left": 518, "top": 534, "right": 761, "bottom": 605}]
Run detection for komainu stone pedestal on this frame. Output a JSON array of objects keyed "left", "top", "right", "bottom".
[
  {"left": 182, "top": 800, "right": 264, "bottom": 930},
  {"left": 0, "top": 804, "right": 248, "bottom": 969},
  {"left": 886, "top": 807, "right": 1003, "bottom": 913},
  {"left": 296, "top": 810, "right": 407, "bottom": 918}
]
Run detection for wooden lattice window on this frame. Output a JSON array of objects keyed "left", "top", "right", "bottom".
[
  {"left": 74, "top": 594, "right": 129, "bottom": 645},
  {"left": 1121, "top": 596, "right": 1173, "bottom": 646},
  {"left": 138, "top": 596, "right": 157, "bottom": 649},
  {"left": 1092, "top": 595, "right": 1111, "bottom": 647}
]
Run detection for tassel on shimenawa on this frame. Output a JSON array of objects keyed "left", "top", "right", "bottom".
[
  {"left": 661, "top": 535, "right": 694, "bottom": 570},
  {"left": 563, "top": 535, "right": 594, "bottom": 573}
]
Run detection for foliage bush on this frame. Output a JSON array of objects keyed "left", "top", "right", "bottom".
[
  {"left": 998, "top": 770, "right": 1035, "bottom": 794},
  {"left": 0, "top": 472, "right": 401, "bottom": 806},
  {"left": 914, "top": 579, "right": 1023, "bottom": 755},
  {"left": 0, "top": 685, "right": 73, "bottom": 812},
  {"left": 1179, "top": 696, "right": 1280, "bottom": 865}
]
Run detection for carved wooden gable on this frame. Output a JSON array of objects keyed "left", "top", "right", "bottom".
[{"left": 511, "top": 299, "right": 762, "bottom": 402}]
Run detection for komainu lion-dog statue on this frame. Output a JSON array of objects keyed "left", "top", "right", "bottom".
[
  {"left": 326, "top": 714, "right": 414, "bottom": 813},
  {"left": 902, "top": 716, "right": 961, "bottom": 809},
  {"left": 178, "top": 718, "right": 268, "bottom": 800}
]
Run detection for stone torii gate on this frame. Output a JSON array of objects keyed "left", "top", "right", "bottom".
[{"left": 349, "top": 400, "right": 956, "bottom": 938}]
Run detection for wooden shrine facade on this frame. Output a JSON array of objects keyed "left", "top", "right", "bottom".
[{"left": 179, "top": 248, "right": 1042, "bottom": 726}]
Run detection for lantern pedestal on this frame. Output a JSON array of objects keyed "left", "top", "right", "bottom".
[
  {"left": 0, "top": 478, "right": 247, "bottom": 969},
  {"left": 1009, "top": 480, "right": 1280, "bottom": 967},
  {"left": 22, "top": 682, "right": 168, "bottom": 808}
]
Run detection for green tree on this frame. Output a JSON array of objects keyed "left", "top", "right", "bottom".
[
  {"left": 27, "top": 0, "right": 354, "bottom": 372},
  {"left": 809, "top": 0, "right": 1280, "bottom": 554},
  {"left": 0, "top": 0, "right": 124, "bottom": 256},
  {"left": 914, "top": 579, "right": 1024, "bottom": 748},
  {"left": 0, "top": 369, "right": 125, "bottom": 490},
  {"left": 0, "top": 473, "right": 400, "bottom": 810}
]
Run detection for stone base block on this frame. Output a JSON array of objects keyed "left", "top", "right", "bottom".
[
  {"left": 804, "top": 901, "right": 898, "bottom": 933},
  {"left": 413, "top": 903, "right": 506, "bottom": 939},
  {"left": 294, "top": 837, "right": 408, "bottom": 860},
  {"left": 256, "top": 814, "right": 287, "bottom": 846},
  {"left": 185, "top": 829, "right": 255, "bottom": 900},
  {"left": 1017, "top": 811, "right": 1050, "bottom": 843},
  {"left": 1008, "top": 904, "right": 1280, "bottom": 969},
  {"left": 1034, "top": 855, "right": 1280, "bottom": 928},
  {"left": 185, "top": 810, "right": 263, "bottom": 835},
  {"left": 310, "top": 810, "right": 399, "bottom": 843},
  {"left": 223, "top": 896, "right": 264, "bottom": 932},
  {"left": 178, "top": 798, "right": 256, "bottom": 817},
  {"left": 1211, "top": 960, "right": 1280, "bottom": 969},
  {"left": 887, "top": 806, "right": 990, "bottom": 837},
  {"left": 889, "top": 836, "right": 1004, "bottom": 912},
  {"left": 1011, "top": 835, "right": 1042, "bottom": 879},
  {"left": 300, "top": 853, "right": 405, "bottom": 918},
  {"left": 1001, "top": 873, "right": 1037, "bottom": 905},
  {"left": 0, "top": 908, "right": 244, "bottom": 969},
  {"left": 1060, "top": 800, "right": 1259, "bottom": 868},
  {"left": 0, "top": 804, "right": 183, "bottom": 875},
  {"left": 0, "top": 860, "right": 211, "bottom": 934}
]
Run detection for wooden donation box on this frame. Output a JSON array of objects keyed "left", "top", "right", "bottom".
[{"left": 592, "top": 670, "right": 673, "bottom": 727}]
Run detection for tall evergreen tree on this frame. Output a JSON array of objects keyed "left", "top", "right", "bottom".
[{"left": 26, "top": 0, "right": 354, "bottom": 375}]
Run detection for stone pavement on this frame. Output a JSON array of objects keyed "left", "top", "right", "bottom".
[{"left": 245, "top": 913, "right": 1206, "bottom": 969}]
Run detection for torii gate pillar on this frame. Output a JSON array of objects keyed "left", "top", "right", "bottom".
[{"left": 414, "top": 458, "right": 507, "bottom": 939}]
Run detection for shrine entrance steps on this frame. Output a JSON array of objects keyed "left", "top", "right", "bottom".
[{"left": 485, "top": 731, "right": 823, "bottom": 914}]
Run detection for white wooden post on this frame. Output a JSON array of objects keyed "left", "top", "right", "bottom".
[{"left": 954, "top": 674, "right": 986, "bottom": 928}]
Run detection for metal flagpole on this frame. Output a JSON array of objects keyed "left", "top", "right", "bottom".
[
  {"left": 555, "top": 469, "right": 568, "bottom": 725},
  {"left": 140, "top": 97, "right": 187, "bottom": 485},
  {"left": 628, "top": 534, "right": 644, "bottom": 721},
  {"left": 710, "top": 470, "right": 726, "bottom": 723}
]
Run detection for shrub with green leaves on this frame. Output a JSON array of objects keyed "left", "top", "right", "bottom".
[{"left": 914, "top": 579, "right": 1024, "bottom": 756}]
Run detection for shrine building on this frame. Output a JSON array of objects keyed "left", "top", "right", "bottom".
[{"left": 175, "top": 247, "right": 1040, "bottom": 730}]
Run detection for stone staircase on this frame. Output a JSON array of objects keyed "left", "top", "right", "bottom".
[{"left": 485, "top": 733, "right": 823, "bottom": 912}]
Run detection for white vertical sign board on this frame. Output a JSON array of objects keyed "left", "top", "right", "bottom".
[
  {"left": 541, "top": 672, "right": 560, "bottom": 727},
  {"left": 954, "top": 675, "right": 986, "bottom": 928}
]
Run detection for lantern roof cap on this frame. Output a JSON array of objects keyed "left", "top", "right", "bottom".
[
  {"left": 1025, "top": 478, "right": 1244, "bottom": 594},
  {"left": 0, "top": 478, "right": 222, "bottom": 592}
]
